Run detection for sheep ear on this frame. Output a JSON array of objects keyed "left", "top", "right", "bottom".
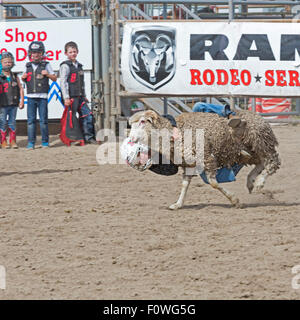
[{"left": 144, "top": 110, "right": 158, "bottom": 124}]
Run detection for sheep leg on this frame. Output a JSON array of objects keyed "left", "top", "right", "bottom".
[
  {"left": 252, "top": 170, "right": 268, "bottom": 193},
  {"left": 169, "top": 174, "right": 192, "bottom": 210},
  {"left": 207, "top": 175, "right": 241, "bottom": 208},
  {"left": 247, "top": 163, "right": 264, "bottom": 194},
  {"left": 252, "top": 163, "right": 275, "bottom": 193},
  {"left": 252, "top": 154, "right": 280, "bottom": 193}
]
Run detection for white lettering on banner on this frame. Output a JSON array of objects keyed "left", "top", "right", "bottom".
[{"left": 121, "top": 21, "right": 300, "bottom": 96}]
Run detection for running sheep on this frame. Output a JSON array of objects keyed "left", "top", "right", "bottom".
[{"left": 128, "top": 110, "right": 281, "bottom": 209}]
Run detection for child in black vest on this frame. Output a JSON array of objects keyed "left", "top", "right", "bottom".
[
  {"left": 0, "top": 52, "right": 24, "bottom": 149},
  {"left": 59, "top": 41, "right": 96, "bottom": 146},
  {"left": 21, "top": 41, "right": 57, "bottom": 149}
]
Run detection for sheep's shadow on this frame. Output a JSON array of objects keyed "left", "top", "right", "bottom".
[
  {"left": 0, "top": 168, "right": 81, "bottom": 177},
  {"left": 183, "top": 201, "right": 300, "bottom": 210}
]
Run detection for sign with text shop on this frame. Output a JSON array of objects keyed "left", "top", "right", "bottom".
[{"left": 0, "top": 18, "right": 92, "bottom": 119}]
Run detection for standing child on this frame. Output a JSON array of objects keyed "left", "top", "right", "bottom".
[
  {"left": 0, "top": 52, "right": 24, "bottom": 149},
  {"left": 21, "top": 41, "right": 57, "bottom": 149},
  {"left": 59, "top": 41, "right": 96, "bottom": 146}
]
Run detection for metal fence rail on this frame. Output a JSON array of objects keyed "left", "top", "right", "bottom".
[{"left": 2, "top": 1, "right": 81, "bottom": 3}]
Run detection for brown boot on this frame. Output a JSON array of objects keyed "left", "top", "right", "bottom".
[
  {"left": 1, "top": 140, "right": 8, "bottom": 149},
  {"left": 10, "top": 140, "right": 18, "bottom": 149},
  {"left": 1, "top": 130, "right": 9, "bottom": 149},
  {"left": 9, "top": 129, "right": 18, "bottom": 149}
]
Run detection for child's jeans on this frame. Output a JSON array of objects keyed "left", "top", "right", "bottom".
[
  {"left": 0, "top": 106, "right": 18, "bottom": 132},
  {"left": 77, "top": 97, "right": 95, "bottom": 141},
  {"left": 27, "top": 98, "right": 49, "bottom": 144}
]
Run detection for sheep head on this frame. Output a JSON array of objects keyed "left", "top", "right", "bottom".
[
  {"left": 129, "top": 110, "right": 159, "bottom": 144},
  {"left": 128, "top": 110, "right": 176, "bottom": 167}
]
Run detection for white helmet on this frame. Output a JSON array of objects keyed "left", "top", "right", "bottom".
[{"left": 120, "top": 137, "right": 152, "bottom": 171}]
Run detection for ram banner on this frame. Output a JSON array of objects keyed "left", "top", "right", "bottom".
[
  {"left": 121, "top": 21, "right": 300, "bottom": 97},
  {"left": 0, "top": 18, "right": 92, "bottom": 119}
]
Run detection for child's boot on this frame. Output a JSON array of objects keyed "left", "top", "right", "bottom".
[
  {"left": 1, "top": 130, "right": 9, "bottom": 149},
  {"left": 9, "top": 128, "right": 18, "bottom": 149}
]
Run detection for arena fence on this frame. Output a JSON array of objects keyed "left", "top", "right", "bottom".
[
  {"left": 3, "top": 0, "right": 300, "bottom": 129},
  {"left": 99, "top": 0, "right": 300, "bottom": 131}
]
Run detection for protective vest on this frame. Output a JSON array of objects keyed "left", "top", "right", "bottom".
[
  {"left": 0, "top": 73, "right": 20, "bottom": 106},
  {"left": 60, "top": 60, "right": 85, "bottom": 98},
  {"left": 25, "top": 61, "right": 49, "bottom": 94}
]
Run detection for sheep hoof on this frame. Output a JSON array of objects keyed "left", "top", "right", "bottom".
[
  {"left": 232, "top": 198, "right": 242, "bottom": 208},
  {"left": 252, "top": 182, "right": 265, "bottom": 194},
  {"left": 252, "top": 176, "right": 265, "bottom": 193},
  {"left": 252, "top": 185, "right": 264, "bottom": 194},
  {"left": 234, "top": 202, "right": 244, "bottom": 209},
  {"left": 247, "top": 179, "right": 255, "bottom": 194},
  {"left": 169, "top": 203, "right": 182, "bottom": 210},
  {"left": 247, "top": 185, "right": 254, "bottom": 194}
]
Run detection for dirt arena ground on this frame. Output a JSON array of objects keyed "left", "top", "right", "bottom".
[{"left": 0, "top": 125, "right": 300, "bottom": 300}]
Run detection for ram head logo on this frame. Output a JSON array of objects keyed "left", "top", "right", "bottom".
[{"left": 129, "top": 27, "right": 176, "bottom": 90}]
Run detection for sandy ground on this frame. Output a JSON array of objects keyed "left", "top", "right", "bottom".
[{"left": 0, "top": 125, "right": 300, "bottom": 300}]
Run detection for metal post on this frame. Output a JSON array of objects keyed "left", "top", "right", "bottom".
[
  {"left": 296, "top": 98, "right": 300, "bottom": 115},
  {"left": 90, "top": 4, "right": 103, "bottom": 132},
  {"left": 228, "top": 0, "right": 234, "bottom": 21},
  {"left": 163, "top": 4, "right": 167, "bottom": 114},
  {"left": 241, "top": 0, "right": 247, "bottom": 16},
  {"left": 110, "top": 0, "right": 116, "bottom": 133},
  {"left": 115, "top": 1, "right": 121, "bottom": 117},
  {"left": 81, "top": 0, "right": 86, "bottom": 16},
  {"left": 163, "top": 98, "right": 168, "bottom": 114},
  {"left": 228, "top": 0, "right": 235, "bottom": 110},
  {"left": 0, "top": 3, "right": 5, "bottom": 21},
  {"left": 163, "top": 2, "right": 167, "bottom": 18},
  {"left": 230, "top": 96, "right": 235, "bottom": 111},
  {"left": 251, "top": 97, "right": 256, "bottom": 112},
  {"left": 101, "top": 0, "right": 111, "bottom": 130}
]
